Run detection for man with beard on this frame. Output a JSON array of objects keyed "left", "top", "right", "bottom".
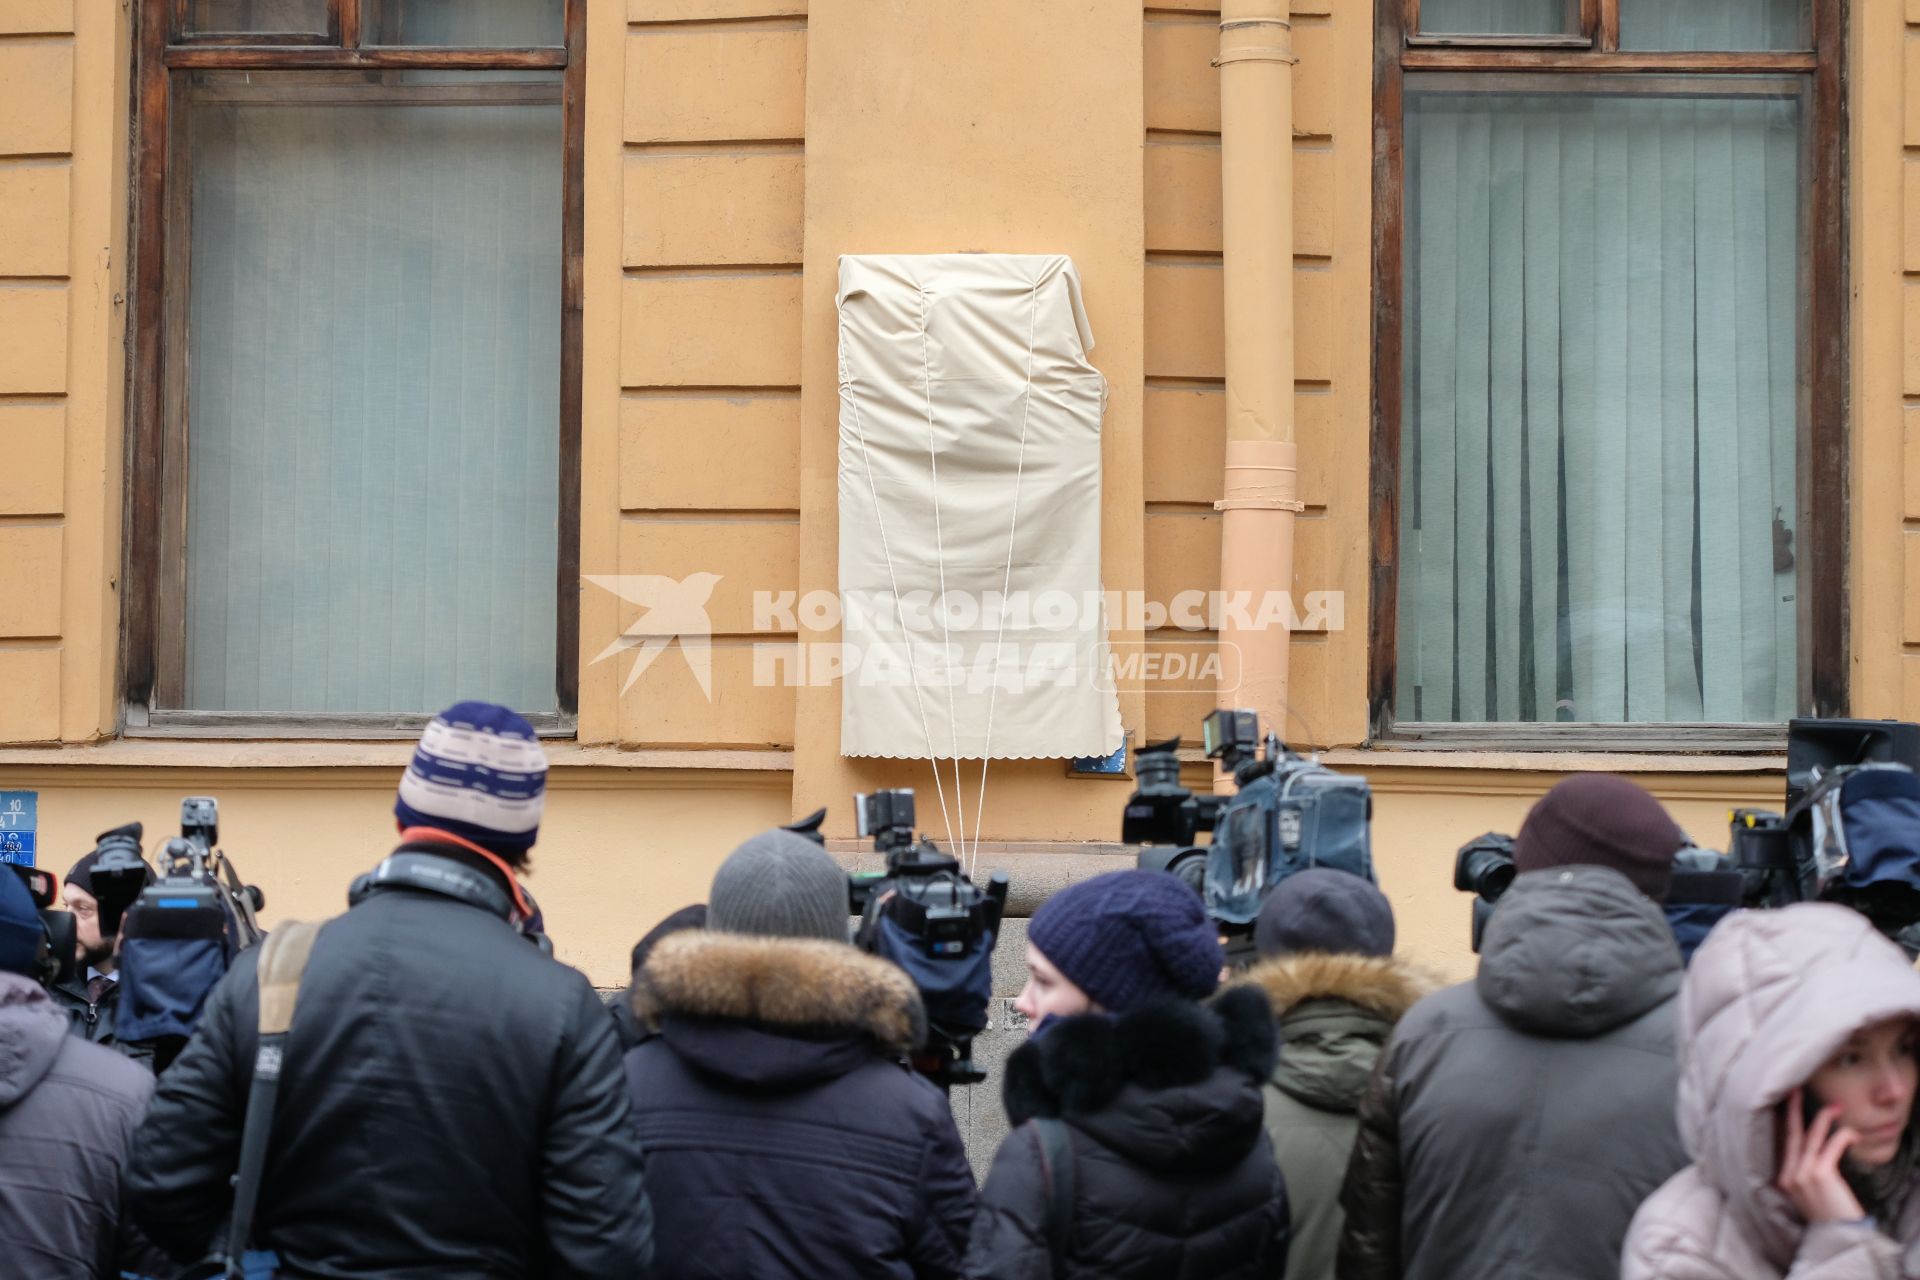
[{"left": 47, "top": 824, "right": 153, "bottom": 1064}]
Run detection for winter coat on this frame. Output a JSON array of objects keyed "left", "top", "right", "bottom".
[
  {"left": 1336, "top": 865, "right": 1688, "bottom": 1280},
  {"left": 964, "top": 985, "right": 1293, "bottom": 1280},
  {"left": 47, "top": 969, "right": 157, "bottom": 1070},
  {"left": 624, "top": 929, "right": 976, "bottom": 1280},
  {"left": 48, "top": 970, "right": 121, "bottom": 1044},
  {"left": 1240, "top": 952, "right": 1429, "bottom": 1280},
  {"left": 1624, "top": 903, "right": 1920, "bottom": 1280},
  {"left": 0, "top": 970, "right": 170, "bottom": 1280},
  {"left": 125, "top": 841, "right": 654, "bottom": 1279}
]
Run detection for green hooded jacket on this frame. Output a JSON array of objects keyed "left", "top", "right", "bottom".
[{"left": 1240, "top": 952, "right": 1430, "bottom": 1280}]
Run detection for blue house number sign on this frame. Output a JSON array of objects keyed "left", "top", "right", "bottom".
[{"left": 0, "top": 791, "right": 37, "bottom": 867}]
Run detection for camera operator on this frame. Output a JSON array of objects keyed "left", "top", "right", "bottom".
[
  {"left": 47, "top": 824, "right": 152, "bottom": 1059},
  {"left": 0, "top": 865, "right": 173, "bottom": 1279},
  {"left": 624, "top": 829, "right": 975, "bottom": 1280},
  {"left": 1337, "top": 774, "right": 1690, "bottom": 1280},
  {"left": 125, "top": 702, "right": 653, "bottom": 1278}
]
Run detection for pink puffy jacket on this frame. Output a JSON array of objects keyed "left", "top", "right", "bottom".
[{"left": 1624, "top": 903, "right": 1920, "bottom": 1280}]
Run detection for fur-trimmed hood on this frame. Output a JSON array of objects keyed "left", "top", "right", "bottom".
[
  {"left": 633, "top": 930, "right": 926, "bottom": 1052},
  {"left": 1237, "top": 952, "right": 1434, "bottom": 1114},
  {"left": 1003, "top": 986, "right": 1278, "bottom": 1177},
  {"left": 1238, "top": 951, "right": 1432, "bottom": 1024}
]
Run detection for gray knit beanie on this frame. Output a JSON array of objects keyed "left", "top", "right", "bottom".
[{"left": 708, "top": 829, "right": 850, "bottom": 942}]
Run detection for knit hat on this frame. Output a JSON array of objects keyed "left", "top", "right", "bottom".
[
  {"left": 708, "top": 830, "right": 849, "bottom": 942},
  {"left": 0, "top": 870, "right": 42, "bottom": 977},
  {"left": 631, "top": 904, "right": 708, "bottom": 974},
  {"left": 394, "top": 702, "right": 548, "bottom": 860},
  {"left": 1028, "top": 870, "right": 1224, "bottom": 1014},
  {"left": 66, "top": 822, "right": 150, "bottom": 899},
  {"left": 1512, "top": 774, "right": 1685, "bottom": 902},
  {"left": 1254, "top": 867, "right": 1396, "bottom": 959}
]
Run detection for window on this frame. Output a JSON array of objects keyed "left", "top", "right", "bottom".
[
  {"left": 1371, "top": 0, "right": 1843, "bottom": 744},
  {"left": 127, "top": 0, "right": 583, "bottom": 733}
]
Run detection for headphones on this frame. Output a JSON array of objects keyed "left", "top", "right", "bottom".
[{"left": 349, "top": 853, "right": 552, "bottom": 956}]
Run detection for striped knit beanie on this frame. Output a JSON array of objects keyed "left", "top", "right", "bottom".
[{"left": 394, "top": 702, "right": 548, "bottom": 860}]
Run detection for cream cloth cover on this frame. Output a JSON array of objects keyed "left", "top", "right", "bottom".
[{"left": 837, "top": 254, "right": 1124, "bottom": 761}]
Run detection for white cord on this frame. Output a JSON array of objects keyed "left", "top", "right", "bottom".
[
  {"left": 967, "top": 279, "right": 1041, "bottom": 878},
  {"left": 911, "top": 277, "right": 968, "bottom": 861},
  {"left": 840, "top": 319, "right": 959, "bottom": 852}
]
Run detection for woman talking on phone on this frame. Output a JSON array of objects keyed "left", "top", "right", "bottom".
[{"left": 1624, "top": 903, "right": 1920, "bottom": 1279}]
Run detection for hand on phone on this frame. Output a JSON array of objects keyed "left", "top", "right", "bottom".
[{"left": 1777, "top": 1087, "right": 1869, "bottom": 1224}]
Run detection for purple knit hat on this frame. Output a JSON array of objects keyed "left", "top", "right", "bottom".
[{"left": 1028, "top": 870, "right": 1224, "bottom": 1014}]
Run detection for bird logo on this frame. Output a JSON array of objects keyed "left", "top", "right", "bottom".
[{"left": 583, "top": 573, "right": 723, "bottom": 699}]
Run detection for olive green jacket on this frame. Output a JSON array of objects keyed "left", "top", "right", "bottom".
[{"left": 1240, "top": 952, "right": 1430, "bottom": 1280}]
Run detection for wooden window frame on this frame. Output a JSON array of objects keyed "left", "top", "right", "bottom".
[
  {"left": 124, "top": 0, "right": 585, "bottom": 738},
  {"left": 1368, "top": 0, "right": 1846, "bottom": 752}
]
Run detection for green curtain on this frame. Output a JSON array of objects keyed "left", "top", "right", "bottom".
[
  {"left": 182, "top": 82, "right": 562, "bottom": 714},
  {"left": 1396, "top": 88, "right": 1801, "bottom": 724},
  {"left": 1420, "top": 0, "right": 1573, "bottom": 35}
]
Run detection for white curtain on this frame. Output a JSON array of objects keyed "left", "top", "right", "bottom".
[
  {"left": 1396, "top": 88, "right": 1801, "bottom": 724},
  {"left": 182, "top": 78, "right": 562, "bottom": 714}
]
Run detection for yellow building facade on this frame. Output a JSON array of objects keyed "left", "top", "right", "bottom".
[{"left": 0, "top": 0, "right": 1894, "bottom": 986}]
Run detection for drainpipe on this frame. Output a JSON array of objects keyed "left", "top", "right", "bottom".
[{"left": 1214, "top": 0, "right": 1300, "bottom": 752}]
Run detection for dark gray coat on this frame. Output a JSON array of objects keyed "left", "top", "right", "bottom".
[
  {"left": 1337, "top": 866, "right": 1689, "bottom": 1280},
  {"left": 0, "top": 971, "right": 168, "bottom": 1280},
  {"left": 965, "top": 987, "right": 1292, "bottom": 1280}
]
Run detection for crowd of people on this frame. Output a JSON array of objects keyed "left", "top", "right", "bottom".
[{"left": 2, "top": 701, "right": 1920, "bottom": 1279}]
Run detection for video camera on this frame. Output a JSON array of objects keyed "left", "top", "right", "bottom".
[
  {"left": 786, "top": 791, "right": 1009, "bottom": 1090},
  {"left": 4, "top": 861, "right": 79, "bottom": 990},
  {"left": 110, "top": 798, "right": 267, "bottom": 1068},
  {"left": 1449, "top": 828, "right": 1750, "bottom": 958},
  {"left": 1452, "top": 718, "right": 1920, "bottom": 959},
  {"left": 1127, "top": 708, "right": 1375, "bottom": 963}
]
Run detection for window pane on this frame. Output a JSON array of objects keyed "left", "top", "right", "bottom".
[
  {"left": 179, "top": 73, "right": 562, "bottom": 715},
  {"left": 190, "top": 0, "right": 328, "bottom": 33},
  {"left": 367, "top": 0, "right": 563, "bottom": 46},
  {"left": 1419, "top": 0, "right": 1578, "bottom": 35},
  {"left": 1397, "top": 83, "right": 1803, "bottom": 724},
  {"left": 1619, "top": 0, "right": 1809, "bottom": 51}
]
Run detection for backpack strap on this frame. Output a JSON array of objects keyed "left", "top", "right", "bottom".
[
  {"left": 1032, "top": 1117, "right": 1076, "bottom": 1279},
  {"left": 223, "top": 920, "right": 324, "bottom": 1280}
]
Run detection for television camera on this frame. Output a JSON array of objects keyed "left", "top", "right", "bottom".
[
  {"left": 93, "top": 798, "right": 267, "bottom": 1069},
  {"left": 3, "top": 860, "right": 80, "bottom": 990},
  {"left": 1453, "top": 718, "right": 1920, "bottom": 959},
  {"left": 786, "top": 790, "right": 1008, "bottom": 1090},
  {"left": 1126, "top": 708, "right": 1375, "bottom": 963}
]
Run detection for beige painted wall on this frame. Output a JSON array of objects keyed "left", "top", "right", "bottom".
[
  {"left": 0, "top": 0, "right": 1896, "bottom": 989},
  {"left": 1859, "top": 0, "right": 1920, "bottom": 716},
  {"left": 0, "top": 0, "right": 126, "bottom": 746}
]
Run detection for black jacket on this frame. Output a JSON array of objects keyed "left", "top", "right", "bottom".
[
  {"left": 624, "top": 930, "right": 975, "bottom": 1280},
  {"left": 964, "top": 987, "right": 1292, "bottom": 1280},
  {"left": 1336, "top": 867, "right": 1687, "bottom": 1280},
  {"left": 46, "top": 971, "right": 158, "bottom": 1070},
  {"left": 124, "top": 841, "right": 655, "bottom": 1279}
]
